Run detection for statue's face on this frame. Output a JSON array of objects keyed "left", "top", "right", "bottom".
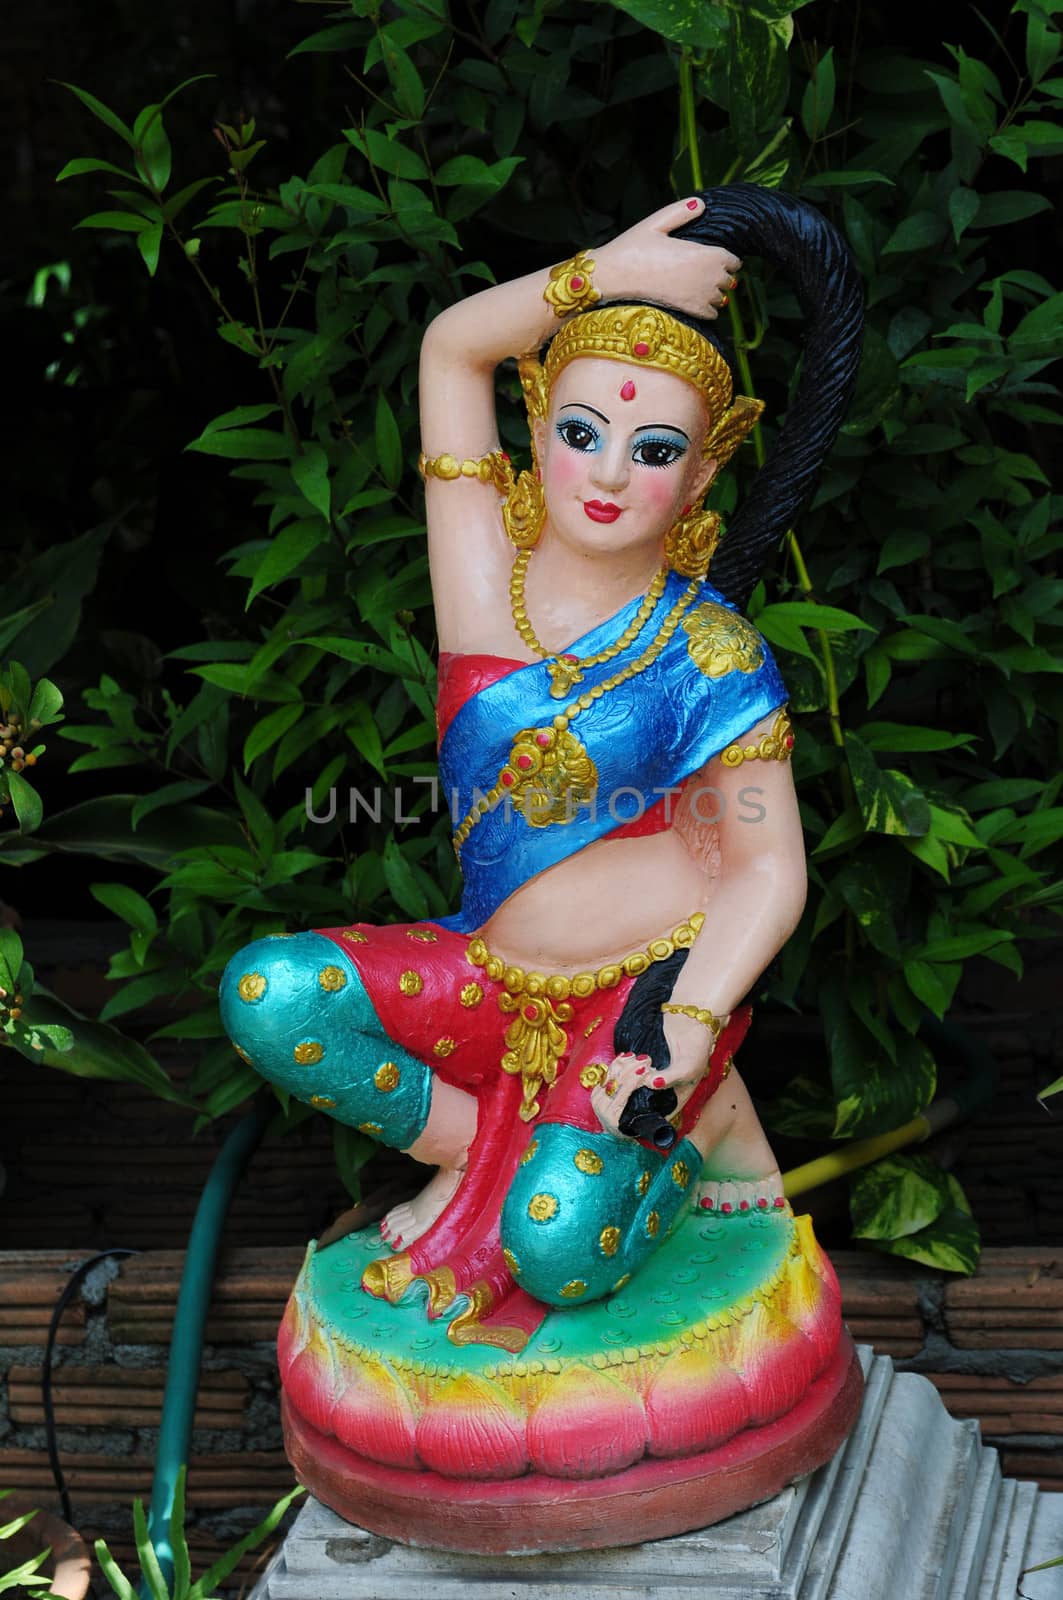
[{"left": 534, "top": 357, "right": 716, "bottom": 562}]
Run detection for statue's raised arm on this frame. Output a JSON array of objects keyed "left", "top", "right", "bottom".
[{"left": 219, "top": 184, "right": 866, "bottom": 1554}]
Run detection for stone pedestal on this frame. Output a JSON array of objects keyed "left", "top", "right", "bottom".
[{"left": 251, "top": 1348, "right": 1063, "bottom": 1599}]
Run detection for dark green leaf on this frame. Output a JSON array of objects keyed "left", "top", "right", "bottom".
[
  {"left": 56, "top": 81, "right": 135, "bottom": 147},
  {"left": 882, "top": 210, "right": 947, "bottom": 253},
  {"left": 801, "top": 47, "right": 836, "bottom": 140},
  {"left": 6, "top": 770, "right": 43, "bottom": 834},
  {"left": 186, "top": 427, "right": 291, "bottom": 460},
  {"left": 851, "top": 1153, "right": 950, "bottom": 1241},
  {"left": 136, "top": 222, "right": 164, "bottom": 275},
  {"left": 904, "top": 958, "right": 962, "bottom": 1019},
  {"left": 873, "top": 1182, "right": 979, "bottom": 1274},
  {"left": 200, "top": 404, "right": 281, "bottom": 435},
  {"left": 28, "top": 678, "right": 64, "bottom": 727},
  {"left": 375, "top": 391, "right": 403, "bottom": 487},
  {"left": 803, "top": 169, "right": 893, "bottom": 189},
  {"left": 290, "top": 447, "right": 332, "bottom": 522},
  {"left": 90, "top": 882, "right": 157, "bottom": 935},
  {"left": 756, "top": 601, "right": 874, "bottom": 633},
  {"left": 605, "top": 0, "right": 728, "bottom": 47},
  {"left": 383, "top": 832, "right": 429, "bottom": 918},
  {"left": 844, "top": 734, "right": 931, "bottom": 836},
  {"left": 75, "top": 210, "right": 152, "bottom": 233},
  {"left": 332, "top": 1122, "right": 375, "bottom": 1200},
  {"left": 975, "top": 190, "right": 1052, "bottom": 227},
  {"left": 130, "top": 780, "right": 212, "bottom": 830},
  {"left": 858, "top": 722, "right": 975, "bottom": 752},
  {"left": 243, "top": 704, "right": 302, "bottom": 771},
  {"left": 344, "top": 127, "right": 429, "bottom": 181},
  {"left": 0, "top": 929, "right": 23, "bottom": 993},
  {"left": 56, "top": 155, "right": 139, "bottom": 182},
  {"left": 308, "top": 182, "right": 386, "bottom": 214},
  {"left": 948, "top": 187, "right": 979, "bottom": 242},
  {"left": 19, "top": 991, "right": 181, "bottom": 1100},
  {"left": 435, "top": 155, "right": 523, "bottom": 187},
  {"left": 134, "top": 104, "right": 172, "bottom": 191},
  {"left": 289, "top": 22, "right": 363, "bottom": 56}
]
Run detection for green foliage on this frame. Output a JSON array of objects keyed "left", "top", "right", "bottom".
[
  {"left": 0, "top": 1494, "right": 53, "bottom": 1596},
  {"left": 0, "top": 661, "right": 64, "bottom": 835},
  {"left": 28, "top": 0, "right": 1063, "bottom": 1247},
  {"left": 851, "top": 1155, "right": 981, "bottom": 1275},
  {"left": 94, "top": 1467, "right": 303, "bottom": 1599}
]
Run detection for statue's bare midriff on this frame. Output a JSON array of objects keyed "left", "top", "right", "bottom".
[{"left": 481, "top": 828, "right": 714, "bottom": 972}]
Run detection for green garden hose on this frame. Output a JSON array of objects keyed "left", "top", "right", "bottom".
[{"left": 143, "top": 1100, "right": 270, "bottom": 1594}]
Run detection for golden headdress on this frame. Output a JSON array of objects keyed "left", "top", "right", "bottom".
[{"left": 518, "top": 304, "right": 763, "bottom": 472}]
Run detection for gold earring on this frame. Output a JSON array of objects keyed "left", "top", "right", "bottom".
[
  {"left": 664, "top": 505, "right": 721, "bottom": 578},
  {"left": 502, "top": 469, "right": 546, "bottom": 549}
]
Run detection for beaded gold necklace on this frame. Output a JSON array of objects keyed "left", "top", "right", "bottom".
[
  {"left": 509, "top": 548, "right": 670, "bottom": 700},
  {"left": 453, "top": 572, "right": 701, "bottom": 855}
]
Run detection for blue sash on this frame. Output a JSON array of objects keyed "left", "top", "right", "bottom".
[{"left": 436, "top": 573, "right": 787, "bottom": 932}]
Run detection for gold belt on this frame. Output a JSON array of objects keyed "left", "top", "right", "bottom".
[
  {"left": 465, "top": 912, "right": 704, "bottom": 1003},
  {"left": 466, "top": 914, "right": 705, "bottom": 1123}
]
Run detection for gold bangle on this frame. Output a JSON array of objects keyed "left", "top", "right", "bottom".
[
  {"left": 661, "top": 1002, "right": 725, "bottom": 1040},
  {"left": 720, "top": 709, "right": 795, "bottom": 768},
  {"left": 418, "top": 450, "right": 512, "bottom": 494},
  {"left": 543, "top": 250, "right": 600, "bottom": 318}
]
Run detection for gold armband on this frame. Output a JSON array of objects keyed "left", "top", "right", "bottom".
[
  {"left": 719, "top": 709, "right": 795, "bottom": 768},
  {"left": 543, "top": 250, "right": 600, "bottom": 318},
  {"left": 418, "top": 450, "right": 512, "bottom": 494},
  {"left": 661, "top": 1002, "right": 725, "bottom": 1041}
]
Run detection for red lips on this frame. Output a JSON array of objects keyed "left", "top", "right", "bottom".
[{"left": 584, "top": 500, "right": 622, "bottom": 523}]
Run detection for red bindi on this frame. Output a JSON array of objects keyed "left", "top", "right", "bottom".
[{"left": 620, "top": 380, "right": 637, "bottom": 401}]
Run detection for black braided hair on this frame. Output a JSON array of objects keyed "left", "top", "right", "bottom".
[{"left": 671, "top": 183, "right": 865, "bottom": 610}]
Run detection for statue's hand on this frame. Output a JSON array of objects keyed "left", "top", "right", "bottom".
[
  {"left": 590, "top": 1051, "right": 655, "bottom": 1141},
  {"left": 596, "top": 197, "right": 741, "bottom": 323}
]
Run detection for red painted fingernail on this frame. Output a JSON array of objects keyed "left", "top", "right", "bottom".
[
  {"left": 720, "top": 294, "right": 729, "bottom": 307},
  {"left": 686, "top": 198, "right": 699, "bottom": 210},
  {"left": 637, "top": 1055, "right": 650, "bottom": 1062},
  {"left": 635, "top": 1066, "right": 646, "bottom": 1076},
  {"left": 653, "top": 1076, "right": 666, "bottom": 1088}
]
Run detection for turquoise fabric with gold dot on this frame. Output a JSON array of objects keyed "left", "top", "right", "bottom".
[
  {"left": 219, "top": 932, "right": 432, "bottom": 1150},
  {"left": 500, "top": 1123, "right": 701, "bottom": 1307}
]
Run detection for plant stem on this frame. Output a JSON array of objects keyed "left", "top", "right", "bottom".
[{"left": 678, "top": 52, "right": 702, "bottom": 188}]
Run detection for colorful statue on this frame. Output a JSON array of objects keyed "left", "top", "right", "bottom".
[{"left": 220, "top": 185, "right": 866, "bottom": 1553}]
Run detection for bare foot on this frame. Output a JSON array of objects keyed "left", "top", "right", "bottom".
[
  {"left": 693, "top": 1171, "right": 786, "bottom": 1215},
  {"left": 380, "top": 1165, "right": 464, "bottom": 1251}
]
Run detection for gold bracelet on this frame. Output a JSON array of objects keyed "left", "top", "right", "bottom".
[
  {"left": 543, "top": 250, "right": 600, "bottom": 318},
  {"left": 719, "top": 709, "right": 795, "bottom": 768},
  {"left": 418, "top": 450, "right": 512, "bottom": 493},
  {"left": 661, "top": 1002, "right": 725, "bottom": 1040}
]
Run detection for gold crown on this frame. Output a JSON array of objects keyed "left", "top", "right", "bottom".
[{"left": 519, "top": 304, "right": 764, "bottom": 469}]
